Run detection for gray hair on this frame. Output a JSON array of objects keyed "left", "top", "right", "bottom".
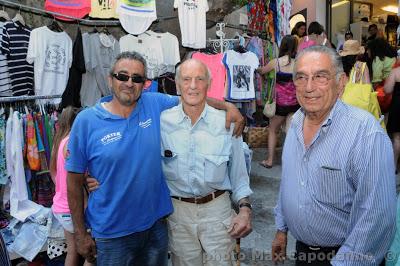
[
  {"left": 294, "top": 45, "right": 344, "bottom": 82},
  {"left": 109, "top": 51, "right": 147, "bottom": 78},
  {"left": 175, "top": 59, "right": 212, "bottom": 85}
]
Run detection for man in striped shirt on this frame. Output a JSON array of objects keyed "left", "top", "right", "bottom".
[{"left": 272, "top": 45, "right": 396, "bottom": 265}]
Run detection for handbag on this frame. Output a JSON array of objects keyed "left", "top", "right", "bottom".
[
  {"left": 375, "top": 83, "right": 392, "bottom": 113},
  {"left": 342, "top": 62, "right": 385, "bottom": 129},
  {"left": 263, "top": 100, "right": 276, "bottom": 118}
]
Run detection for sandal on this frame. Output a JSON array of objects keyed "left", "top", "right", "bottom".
[{"left": 259, "top": 160, "right": 273, "bottom": 169}]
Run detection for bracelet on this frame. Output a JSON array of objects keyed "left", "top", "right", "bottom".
[{"left": 239, "top": 202, "right": 252, "bottom": 210}]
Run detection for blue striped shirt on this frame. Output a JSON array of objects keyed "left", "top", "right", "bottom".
[{"left": 275, "top": 100, "right": 397, "bottom": 265}]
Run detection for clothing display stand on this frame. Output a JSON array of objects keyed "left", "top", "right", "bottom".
[
  {"left": 0, "top": 94, "right": 62, "bottom": 103},
  {"left": 207, "top": 23, "right": 239, "bottom": 53}
]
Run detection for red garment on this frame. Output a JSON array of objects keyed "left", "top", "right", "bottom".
[
  {"left": 247, "top": 0, "right": 265, "bottom": 32},
  {"left": 44, "top": 0, "right": 91, "bottom": 21},
  {"left": 192, "top": 52, "right": 226, "bottom": 101}
]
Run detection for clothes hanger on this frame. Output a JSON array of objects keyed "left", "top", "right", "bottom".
[
  {"left": 0, "top": 5, "right": 10, "bottom": 22},
  {"left": 48, "top": 16, "right": 63, "bottom": 32},
  {"left": 12, "top": 5, "right": 25, "bottom": 26}
]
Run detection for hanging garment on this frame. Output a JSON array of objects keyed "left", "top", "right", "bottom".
[
  {"left": 192, "top": 52, "right": 226, "bottom": 101},
  {"left": 117, "top": 0, "right": 157, "bottom": 35},
  {"left": 61, "top": 27, "right": 86, "bottom": 108},
  {"left": 0, "top": 21, "right": 34, "bottom": 96},
  {"left": 141, "top": 30, "right": 180, "bottom": 75},
  {"left": 0, "top": 22, "right": 11, "bottom": 97},
  {"left": 247, "top": 0, "right": 266, "bottom": 32},
  {"left": 25, "top": 113, "right": 40, "bottom": 171},
  {"left": 120, "top": 34, "right": 163, "bottom": 79},
  {"left": 174, "top": 0, "right": 209, "bottom": 49},
  {"left": 9, "top": 111, "right": 41, "bottom": 221},
  {"left": 26, "top": 26, "right": 73, "bottom": 104},
  {"left": 223, "top": 50, "right": 259, "bottom": 101},
  {"left": 246, "top": 36, "right": 264, "bottom": 105},
  {"left": 44, "top": 0, "right": 91, "bottom": 21},
  {"left": 81, "top": 32, "right": 119, "bottom": 106},
  {"left": 90, "top": 0, "right": 118, "bottom": 18},
  {"left": 0, "top": 111, "right": 7, "bottom": 185}
]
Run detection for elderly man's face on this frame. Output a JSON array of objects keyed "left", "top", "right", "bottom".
[
  {"left": 294, "top": 52, "right": 344, "bottom": 119},
  {"left": 108, "top": 59, "right": 147, "bottom": 107},
  {"left": 177, "top": 60, "right": 210, "bottom": 107}
]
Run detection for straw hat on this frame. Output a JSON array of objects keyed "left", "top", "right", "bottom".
[{"left": 339, "top": 40, "right": 365, "bottom": 56}]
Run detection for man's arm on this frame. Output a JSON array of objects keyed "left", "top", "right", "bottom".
[
  {"left": 227, "top": 135, "right": 253, "bottom": 238},
  {"left": 206, "top": 97, "right": 245, "bottom": 137},
  {"left": 67, "top": 172, "right": 96, "bottom": 263},
  {"left": 331, "top": 132, "right": 397, "bottom": 265}
]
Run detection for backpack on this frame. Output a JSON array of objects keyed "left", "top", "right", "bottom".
[{"left": 342, "top": 62, "right": 385, "bottom": 129}]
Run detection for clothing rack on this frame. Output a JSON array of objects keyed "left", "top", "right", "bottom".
[
  {"left": 0, "top": 94, "right": 62, "bottom": 103},
  {"left": 0, "top": 0, "right": 120, "bottom": 26},
  {"left": 207, "top": 23, "right": 239, "bottom": 53}
]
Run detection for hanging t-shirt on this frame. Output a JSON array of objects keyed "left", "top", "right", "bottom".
[
  {"left": 223, "top": 50, "right": 259, "bottom": 101},
  {"left": 120, "top": 34, "right": 163, "bottom": 79},
  {"left": 61, "top": 27, "right": 86, "bottom": 108},
  {"left": 174, "top": 0, "right": 209, "bottom": 49},
  {"left": 81, "top": 33, "right": 119, "bottom": 107},
  {"left": 192, "top": 52, "right": 226, "bottom": 101},
  {"left": 26, "top": 26, "right": 73, "bottom": 104},
  {"left": 0, "top": 22, "right": 11, "bottom": 97},
  {"left": 117, "top": 0, "right": 157, "bottom": 35},
  {"left": 80, "top": 32, "right": 100, "bottom": 107},
  {"left": 0, "top": 21, "right": 34, "bottom": 96},
  {"left": 45, "top": 0, "right": 91, "bottom": 21},
  {"left": 90, "top": 0, "right": 118, "bottom": 18},
  {"left": 141, "top": 31, "right": 180, "bottom": 74}
]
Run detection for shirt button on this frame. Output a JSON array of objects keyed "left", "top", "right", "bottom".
[
  {"left": 301, "top": 181, "right": 305, "bottom": 186},
  {"left": 303, "top": 157, "right": 307, "bottom": 162},
  {"left": 299, "top": 205, "right": 303, "bottom": 209}
]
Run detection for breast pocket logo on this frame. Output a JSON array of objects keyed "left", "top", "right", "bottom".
[
  {"left": 101, "top": 132, "right": 122, "bottom": 145},
  {"left": 139, "top": 118, "right": 152, "bottom": 128}
]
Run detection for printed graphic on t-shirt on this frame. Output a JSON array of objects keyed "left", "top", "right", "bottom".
[
  {"left": 100, "top": 132, "right": 122, "bottom": 145},
  {"left": 98, "top": 0, "right": 114, "bottom": 10},
  {"left": 44, "top": 44, "right": 66, "bottom": 74},
  {"left": 233, "top": 65, "right": 250, "bottom": 91},
  {"left": 183, "top": 0, "right": 198, "bottom": 10},
  {"left": 121, "top": 0, "right": 153, "bottom": 7},
  {"left": 139, "top": 118, "right": 152, "bottom": 128}
]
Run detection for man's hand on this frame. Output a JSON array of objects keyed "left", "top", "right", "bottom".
[
  {"left": 228, "top": 207, "right": 252, "bottom": 238},
  {"left": 86, "top": 177, "right": 99, "bottom": 192},
  {"left": 75, "top": 231, "right": 97, "bottom": 263},
  {"left": 225, "top": 102, "right": 245, "bottom": 137},
  {"left": 271, "top": 230, "right": 287, "bottom": 263}
]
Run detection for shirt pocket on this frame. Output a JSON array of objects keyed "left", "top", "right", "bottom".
[
  {"left": 313, "top": 165, "right": 351, "bottom": 207},
  {"left": 161, "top": 152, "right": 179, "bottom": 181},
  {"left": 203, "top": 154, "right": 230, "bottom": 185}
]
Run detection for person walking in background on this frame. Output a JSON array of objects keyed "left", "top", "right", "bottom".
[
  {"left": 367, "top": 38, "right": 396, "bottom": 87},
  {"left": 298, "top": 21, "right": 332, "bottom": 52},
  {"left": 272, "top": 45, "right": 396, "bottom": 265},
  {"left": 291, "top": 21, "right": 306, "bottom": 41},
  {"left": 339, "top": 39, "right": 370, "bottom": 83},
  {"left": 257, "top": 35, "right": 299, "bottom": 168},
  {"left": 50, "top": 106, "right": 93, "bottom": 266},
  {"left": 384, "top": 65, "right": 400, "bottom": 173}
]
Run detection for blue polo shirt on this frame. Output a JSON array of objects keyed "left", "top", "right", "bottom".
[{"left": 66, "top": 93, "right": 179, "bottom": 238}]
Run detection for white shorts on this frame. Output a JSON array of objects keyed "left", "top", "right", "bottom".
[{"left": 53, "top": 212, "right": 74, "bottom": 233}]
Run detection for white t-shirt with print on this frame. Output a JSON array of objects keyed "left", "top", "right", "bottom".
[
  {"left": 224, "top": 50, "right": 259, "bottom": 100},
  {"left": 120, "top": 34, "right": 163, "bottom": 79},
  {"left": 174, "top": 0, "right": 209, "bottom": 49},
  {"left": 26, "top": 26, "right": 72, "bottom": 104}
]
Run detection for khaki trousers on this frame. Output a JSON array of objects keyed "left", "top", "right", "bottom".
[{"left": 167, "top": 192, "right": 236, "bottom": 266}]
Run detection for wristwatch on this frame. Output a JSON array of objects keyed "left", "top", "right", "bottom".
[{"left": 239, "top": 202, "right": 252, "bottom": 210}]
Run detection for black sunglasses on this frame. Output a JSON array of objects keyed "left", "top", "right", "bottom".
[{"left": 112, "top": 73, "right": 147, "bottom": 83}]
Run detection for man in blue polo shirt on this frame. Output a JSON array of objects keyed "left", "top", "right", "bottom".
[{"left": 66, "top": 51, "right": 245, "bottom": 266}]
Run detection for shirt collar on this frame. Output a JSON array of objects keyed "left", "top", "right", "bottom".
[
  {"left": 94, "top": 95, "right": 143, "bottom": 119},
  {"left": 177, "top": 103, "right": 210, "bottom": 125}
]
